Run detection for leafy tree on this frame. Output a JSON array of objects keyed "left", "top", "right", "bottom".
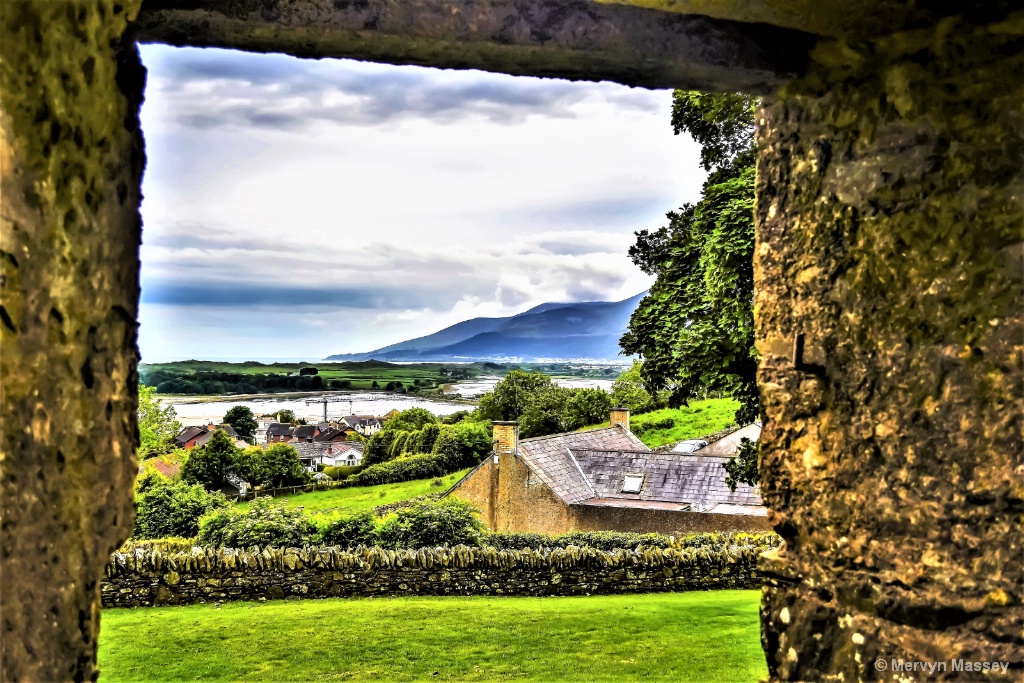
[
  {"left": 180, "top": 430, "right": 240, "bottom": 491},
  {"left": 386, "top": 407, "right": 437, "bottom": 431},
  {"left": 610, "top": 361, "right": 657, "bottom": 414},
  {"left": 431, "top": 422, "right": 492, "bottom": 469},
  {"left": 232, "top": 445, "right": 266, "bottom": 486},
  {"left": 376, "top": 498, "right": 485, "bottom": 549},
  {"left": 197, "top": 498, "right": 317, "bottom": 548},
  {"left": 724, "top": 437, "right": 759, "bottom": 491},
  {"left": 364, "top": 429, "right": 400, "bottom": 466},
  {"left": 371, "top": 380, "right": 379, "bottom": 389},
  {"left": 476, "top": 370, "right": 556, "bottom": 422},
  {"left": 276, "top": 409, "right": 296, "bottom": 424},
  {"left": 518, "top": 384, "right": 571, "bottom": 438},
  {"left": 133, "top": 479, "right": 229, "bottom": 539},
  {"left": 223, "top": 405, "right": 258, "bottom": 442},
  {"left": 138, "top": 385, "right": 182, "bottom": 458},
  {"left": 414, "top": 422, "right": 441, "bottom": 453},
  {"left": 258, "top": 443, "right": 309, "bottom": 488},
  {"left": 442, "top": 410, "right": 471, "bottom": 425},
  {"left": 562, "top": 388, "right": 612, "bottom": 431},
  {"left": 621, "top": 91, "right": 759, "bottom": 425}
]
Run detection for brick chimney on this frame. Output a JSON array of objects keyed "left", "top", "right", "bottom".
[
  {"left": 610, "top": 405, "right": 630, "bottom": 432},
  {"left": 492, "top": 421, "right": 518, "bottom": 457}
]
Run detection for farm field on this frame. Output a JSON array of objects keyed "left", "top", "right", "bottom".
[
  {"left": 98, "top": 591, "right": 765, "bottom": 682},
  {"left": 237, "top": 469, "right": 473, "bottom": 516},
  {"left": 584, "top": 398, "right": 740, "bottom": 449},
  {"left": 141, "top": 360, "right": 468, "bottom": 394}
]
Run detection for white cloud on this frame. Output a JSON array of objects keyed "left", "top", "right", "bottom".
[{"left": 137, "top": 45, "right": 704, "bottom": 360}]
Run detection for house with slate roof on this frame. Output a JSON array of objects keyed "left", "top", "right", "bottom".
[
  {"left": 266, "top": 422, "right": 295, "bottom": 443},
  {"left": 447, "top": 407, "right": 769, "bottom": 535}
]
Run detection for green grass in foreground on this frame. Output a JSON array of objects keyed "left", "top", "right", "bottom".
[
  {"left": 585, "top": 398, "right": 740, "bottom": 449},
  {"left": 99, "top": 591, "right": 765, "bottom": 682},
  {"left": 237, "top": 469, "right": 472, "bottom": 517}
]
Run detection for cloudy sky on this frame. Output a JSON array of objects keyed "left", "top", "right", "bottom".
[{"left": 137, "top": 44, "right": 706, "bottom": 362}]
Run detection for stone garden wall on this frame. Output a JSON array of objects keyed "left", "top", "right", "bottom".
[{"left": 102, "top": 544, "right": 762, "bottom": 608}]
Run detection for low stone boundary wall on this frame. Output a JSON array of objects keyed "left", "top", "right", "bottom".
[{"left": 102, "top": 544, "right": 763, "bottom": 607}]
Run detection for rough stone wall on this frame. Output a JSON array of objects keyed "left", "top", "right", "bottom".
[
  {"left": 101, "top": 544, "right": 762, "bottom": 608},
  {"left": 494, "top": 453, "right": 576, "bottom": 534},
  {"left": 572, "top": 506, "right": 773, "bottom": 535},
  {"left": 450, "top": 454, "right": 575, "bottom": 534},
  {"left": 0, "top": 2, "right": 144, "bottom": 681},
  {"left": 754, "top": 13, "right": 1024, "bottom": 682}
]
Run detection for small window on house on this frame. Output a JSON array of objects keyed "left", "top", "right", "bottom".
[{"left": 622, "top": 473, "right": 644, "bottom": 493}]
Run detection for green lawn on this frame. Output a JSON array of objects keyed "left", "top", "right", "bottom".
[
  {"left": 239, "top": 469, "right": 472, "bottom": 517},
  {"left": 585, "top": 398, "right": 740, "bottom": 449},
  {"left": 98, "top": 591, "right": 765, "bottom": 682}
]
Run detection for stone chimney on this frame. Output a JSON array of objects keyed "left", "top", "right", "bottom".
[
  {"left": 610, "top": 405, "right": 630, "bottom": 432},
  {"left": 492, "top": 421, "right": 518, "bottom": 457}
]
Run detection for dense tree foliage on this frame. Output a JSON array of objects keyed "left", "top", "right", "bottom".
[
  {"left": 723, "top": 437, "right": 759, "bottom": 491},
  {"left": 385, "top": 407, "right": 437, "bottom": 432},
  {"left": 621, "top": 92, "right": 759, "bottom": 425},
  {"left": 138, "top": 385, "right": 182, "bottom": 458},
  {"left": 133, "top": 479, "right": 229, "bottom": 539},
  {"left": 609, "top": 362, "right": 658, "bottom": 414},
  {"left": 223, "top": 405, "right": 258, "bottom": 441},
  {"left": 181, "top": 430, "right": 240, "bottom": 490},
  {"left": 276, "top": 409, "right": 296, "bottom": 424},
  {"left": 259, "top": 443, "right": 310, "bottom": 488},
  {"left": 362, "top": 417, "right": 492, "bottom": 477},
  {"left": 475, "top": 370, "right": 554, "bottom": 422},
  {"left": 476, "top": 371, "right": 615, "bottom": 438}
]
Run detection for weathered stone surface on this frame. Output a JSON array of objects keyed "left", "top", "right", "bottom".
[
  {"left": 101, "top": 544, "right": 763, "bottom": 607},
  {"left": 600, "top": 0, "right": 1014, "bottom": 41},
  {"left": 0, "top": 1, "right": 145, "bottom": 680},
  {"left": 754, "top": 12, "right": 1024, "bottom": 681},
  {"left": 131, "top": 0, "right": 816, "bottom": 94}
]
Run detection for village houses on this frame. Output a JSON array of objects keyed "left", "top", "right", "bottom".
[{"left": 447, "top": 407, "right": 769, "bottom": 535}]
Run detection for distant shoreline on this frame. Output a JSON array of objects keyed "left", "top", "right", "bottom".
[{"left": 157, "top": 389, "right": 479, "bottom": 406}]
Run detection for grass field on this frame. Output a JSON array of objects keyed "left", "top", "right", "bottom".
[
  {"left": 585, "top": 398, "right": 740, "bottom": 449},
  {"left": 238, "top": 469, "right": 472, "bottom": 517},
  {"left": 98, "top": 591, "right": 765, "bottom": 682},
  {"left": 141, "top": 360, "right": 465, "bottom": 393}
]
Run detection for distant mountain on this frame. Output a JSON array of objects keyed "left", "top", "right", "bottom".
[{"left": 326, "top": 292, "right": 646, "bottom": 363}]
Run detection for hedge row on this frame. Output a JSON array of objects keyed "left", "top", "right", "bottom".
[{"left": 106, "top": 540, "right": 768, "bottom": 577}]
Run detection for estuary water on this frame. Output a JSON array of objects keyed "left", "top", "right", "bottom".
[
  {"left": 169, "top": 378, "right": 615, "bottom": 425},
  {"left": 170, "top": 392, "right": 470, "bottom": 426}
]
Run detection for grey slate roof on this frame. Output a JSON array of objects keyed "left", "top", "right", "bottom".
[
  {"left": 174, "top": 426, "right": 206, "bottom": 446},
  {"left": 293, "top": 425, "right": 317, "bottom": 440},
  {"left": 267, "top": 423, "right": 294, "bottom": 437},
  {"left": 513, "top": 425, "right": 763, "bottom": 515},
  {"left": 570, "top": 449, "right": 762, "bottom": 509},
  {"left": 516, "top": 427, "right": 648, "bottom": 505}
]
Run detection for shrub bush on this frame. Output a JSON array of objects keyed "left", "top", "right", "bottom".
[
  {"left": 632, "top": 417, "right": 676, "bottom": 436},
  {"left": 376, "top": 498, "right": 485, "bottom": 549},
  {"left": 323, "top": 465, "right": 363, "bottom": 480},
  {"left": 317, "top": 511, "right": 378, "bottom": 548},
  {"left": 134, "top": 479, "right": 229, "bottom": 540},
  {"left": 197, "top": 498, "right": 318, "bottom": 548},
  {"left": 349, "top": 453, "right": 449, "bottom": 487}
]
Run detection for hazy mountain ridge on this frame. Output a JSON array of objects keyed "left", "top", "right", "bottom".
[{"left": 327, "top": 292, "right": 645, "bottom": 362}]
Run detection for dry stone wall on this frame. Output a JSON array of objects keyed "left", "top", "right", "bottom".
[{"left": 102, "top": 545, "right": 762, "bottom": 608}]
